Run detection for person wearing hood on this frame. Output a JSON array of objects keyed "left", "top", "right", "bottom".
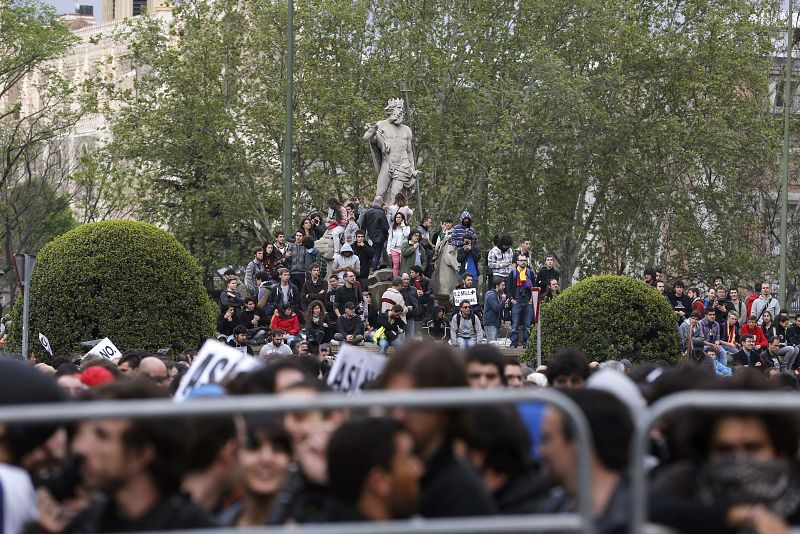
[
  {"left": 332, "top": 242, "right": 360, "bottom": 283},
  {"left": 450, "top": 210, "right": 478, "bottom": 248}
]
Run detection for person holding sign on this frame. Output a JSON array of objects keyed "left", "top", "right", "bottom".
[{"left": 506, "top": 256, "right": 535, "bottom": 349}]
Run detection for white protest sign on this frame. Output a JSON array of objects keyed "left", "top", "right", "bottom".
[
  {"left": 38, "top": 333, "right": 53, "bottom": 356},
  {"left": 86, "top": 337, "right": 122, "bottom": 360},
  {"left": 174, "top": 339, "right": 259, "bottom": 402},
  {"left": 452, "top": 287, "right": 478, "bottom": 306},
  {"left": 326, "top": 344, "right": 386, "bottom": 395},
  {"left": 532, "top": 287, "right": 542, "bottom": 324}
]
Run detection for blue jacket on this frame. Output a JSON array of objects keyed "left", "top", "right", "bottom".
[
  {"left": 506, "top": 267, "right": 536, "bottom": 302},
  {"left": 483, "top": 289, "right": 504, "bottom": 328},
  {"left": 450, "top": 210, "right": 478, "bottom": 248}
]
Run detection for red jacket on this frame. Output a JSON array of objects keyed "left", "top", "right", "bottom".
[
  {"left": 745, "top": 293, "right": 759, "bottom": 320},
  {"left": 741, "top": 323, "right": 768, "bottom": 349},
  {"left": 271, "top": 313, "right": 300, "bottom": 335}
]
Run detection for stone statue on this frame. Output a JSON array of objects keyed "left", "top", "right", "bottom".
[
  {"left": 364, "top": 98, "right": 417, "bottom": 204},
  {"left": 430, "top": 228, "right": 461, "bottom": 301}
]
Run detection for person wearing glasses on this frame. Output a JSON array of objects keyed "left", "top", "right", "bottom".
[{"left": 450, "top": 299, "right": 484, "bottom": 351}]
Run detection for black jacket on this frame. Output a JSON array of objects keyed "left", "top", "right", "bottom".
[
  {"left": 787, "top": 324, "right": 800, "bottom": 346},
  {"left": 400, "top": 286, "right": 422, "bottom": 320},
  {"left": 351, "top": 242, "right": 374, "bottom": 278},
  {"left": 337, "top": 314, "right": 365, "bottom": 336},
  {"left": 334, "top": 285, "right": 360, "bottom": 315},
  {"left": 419, "top": 440, "right": 497, "bottom": 518},
  {"left": 64, "top": 494, "right": 214, "bottom": 533},
  {"left": 301, "top": 278, "right": 327, "bottom": 310},
  {"left": 375, "top": 312, "right": 405, "bottom": 341},
  {"left": 456, "top": 244, "right": 481, "bottom": 276},
  {"left": 732, "top": 348, "right": 766, "bottom": 368},
  {"left": 268, "top": 282, "right": 300, "bottom": 312},
  {"left": 361, "top": 205, "right": 389, "bottom": 243},
  {"left": 493, "top": 465, "right": 549, "bottom": 514},
  {"left": 535, "top": 267, "right": 560, "bottom": 291}
]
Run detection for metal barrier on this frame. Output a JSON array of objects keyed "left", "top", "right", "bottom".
[
  {"left": 631, "top": 390, "right": 800, "bottom": 533},
  {"left": 0, "top": 388, "right": 596, "bottom": 534}
]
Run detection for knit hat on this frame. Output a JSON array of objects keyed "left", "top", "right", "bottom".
[{"left": 76, "top": 366, "right": 115, "bottom": 388}]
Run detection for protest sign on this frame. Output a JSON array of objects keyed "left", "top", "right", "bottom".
[
  {"left": 86, "top": 337, "right": 122, "bottom": 360},
  {"left": 452, "top": 287, "right": 478, "bottom": 306},
  {"left": 532, "top": 287, "right": 542, "bottom": 323},
  {"left": 38, "top": 333, "right": 53, "bottom": 356},
  {"left": 326, "top": 344, "right": 386, "bottom": 395},
  {"left": 174, "top": 339, "right": 258, "bottom": 402}
]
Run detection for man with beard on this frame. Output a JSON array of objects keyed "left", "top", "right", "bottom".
[
  {"left": 364, "top": 99, "right": 417, "bottom": 203},
  {"left": 66, "top": 381, "right": 213, "bottom": 532},
  {"left": 324, "top": 418, "right": 423, "bottom": 522}
]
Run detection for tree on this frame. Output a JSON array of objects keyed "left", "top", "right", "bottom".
[
  {"left": 81, "top": 0, "right": 780, "bottom": 287},
  {"left": 526, "top": 275, "right": 681, "bottom": 364},
  {"left": 6, "top": 221, "right": 215, "bottom": 358},
  {"left": 0, "top": 0, "right": 84, "bottom": 301}
]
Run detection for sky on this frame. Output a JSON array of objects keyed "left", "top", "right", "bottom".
[{"left": 45, "top": 0, "right": 103, "bottom": 21}]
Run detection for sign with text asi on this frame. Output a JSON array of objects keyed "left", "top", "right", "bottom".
[
  {"left": 86, "top": 337, "right": 122, "bottom": 360},
  {"left": 174, "top": 339, "right": 259, "bottom": 402},
  {"left": 326, "top": 344, "right": 386, "bottom": 395},
  {"left": 452, "top": 287, "right": 478, "bottom": 306}
]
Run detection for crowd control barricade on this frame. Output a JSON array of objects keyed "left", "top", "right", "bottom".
[
  {"left": 0, "top": 388, "right": 596, "bottom": 534},
  {"left": 631, "top": 391, "right": 800, "bottom": 534}
]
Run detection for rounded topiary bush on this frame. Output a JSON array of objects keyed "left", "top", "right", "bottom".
[
  {"left": 525, "top": 275, "right": 681, "bottom": 365},
  {"left": 8, "top": 221, "right": 215, "bottom": 359}
]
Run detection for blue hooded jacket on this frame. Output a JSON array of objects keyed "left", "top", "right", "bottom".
[{"left": 450, "top": 210, "right": 478, "bottom": 248}]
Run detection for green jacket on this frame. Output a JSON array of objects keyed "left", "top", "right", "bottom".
[{"left": 399, "top": 242, "right": 428, "bottom": 276}]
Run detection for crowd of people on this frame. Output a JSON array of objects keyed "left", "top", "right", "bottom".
[
  {"left": 647, "top": 268, "right": 800, "bottom": 376},
  {"left": 1, "top": 337, "right": 799, "bottom": 534},
  {"left": 3, "top": 199, "right": 800, "bottom": 534},
  {"left": 215, "top": 195, "right": 562, "bottom": 357}
]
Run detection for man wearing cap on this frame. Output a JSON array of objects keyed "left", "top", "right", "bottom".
[
  {"left": 334, "top": 303, "right": 365, "bottom": 345},
  {"left": 359, "top": 196, "right": 390, "bottom": 272}
]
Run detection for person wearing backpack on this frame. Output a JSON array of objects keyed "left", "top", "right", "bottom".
[
  {"left": 751, "top": 282, "right": 780, "bottom": 326},
  {"left": 450, "top": 299, "right": 484, "bottom": 351},
  {"left": 483, "top": 278, "right": 507, "bottom": 343}
]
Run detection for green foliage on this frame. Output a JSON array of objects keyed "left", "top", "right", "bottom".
[
  {"left": 1, "top": 0, "right": 85, "bottom": 297},
  {"left": 525, "top": 275, "right": 681, "bottom": 364},
  {"left": 7, "top": 221, "right": 215, "bottom": 359},
  {"left": 81, "top": 0, "right": 780, "bottom": 286}
]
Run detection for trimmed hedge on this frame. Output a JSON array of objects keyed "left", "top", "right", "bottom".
[
  {"left": 525, "top": 275, "right": 681, "bottom": 364},
  {"left": 8, "top": 221, "right": 215, "bottom": 359}
]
